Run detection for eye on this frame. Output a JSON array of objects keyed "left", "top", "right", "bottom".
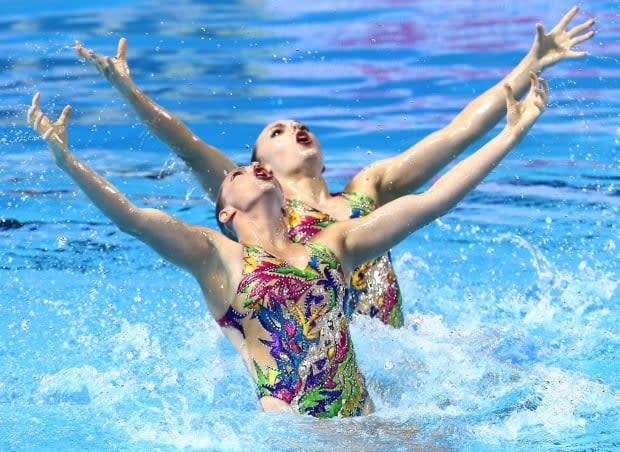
[
  {"left": 230, "top": 169, "right": 243, "bottom": 180},
  {"left": 269, "top": 128, "right": 282, "bottom": 138}
]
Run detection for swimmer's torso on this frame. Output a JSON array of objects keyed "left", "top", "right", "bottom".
[
  {"left": 217, "top": 242, "right": 370, "bottom": 418},
  {"left": 286, "top": 192, "right": 404, "bottom": 328}
]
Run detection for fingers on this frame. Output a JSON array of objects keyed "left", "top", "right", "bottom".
[
  {"left": 27, "top": 92, "right": 47, "bottom": 132},
  {"left": 33, "top": 110, "right": 46, "bottom": 131},
  {"left": 530, "top": 72, "right": 545, "bottom": 109},
  {"left": 504, "top": 83, "right": 517, "bottom": 110},
  {"left": 27, "top": 92, "right": 49, "bottom": 134},
  {"left": 529, "top": 71, "right": 539, "bottom": 92},
  {"left": 28, "top": 93, "right": 45, "bottom": 132},
  {"left": 75, "top": 40, "right": 89, "bottom": 58},
  {"left": 117, "top": 37, "right": 127, "bottom": 60},
  {"left": 535, "top": 77, "right": 549, "bottom": 110},
  {"left": 527, "top": 73, "right": 548, "bottom": 111},
  {"left": 55, "top": 105, "right": 73, "bottom": 126},
  {"left": 557, "top": 5, "right": 580, "bottom": 31},
  {"left": 75, "top": 40, "right": 100, "bottom": 62},
  {"left": 571, "top": 30, "right": 596, "bottom": 46},
  {"left": 528, "top": 71, "right": 544, "bottom": 92},
  {"left": 566, "top": 50, "right": 589, "bottom": 59},
  {"left": 27, "top": 92, "right": 41, "bottom": 124},
  {"left": 27, "top": 93, "right": 72, "bottom": 141},
  {"left": 42, "top": 128, "right": 55, "bottom": 140},
  {"left": 535, "top": 23, "right": 545, "bottom": 43},
  {"left": 569, "top": 18, "right": 596, "bottom": 37},
  {"left": 540, "top": 77, "right": 549, "bottom": 99}
]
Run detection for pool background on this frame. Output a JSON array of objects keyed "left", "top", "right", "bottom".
[{"left": 1, "top": 1, "right": 619, "bottom": 450}]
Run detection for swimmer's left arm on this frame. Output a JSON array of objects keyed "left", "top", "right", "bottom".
[{"left": 347, "top": 6, "right": 594, "bottom": 206}]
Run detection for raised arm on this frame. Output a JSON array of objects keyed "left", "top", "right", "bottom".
[
  {"left": 26, "top": 94, "right": 238, "bottom": 300},
  {"left": 349, "top": 5, "right": 594, "bottom": 205},
  {"left": 331, "top": 73, "right": 548, "bottom": 274},
  {"left": 76, "top": 39, "right": 235, "bottom": 200}
]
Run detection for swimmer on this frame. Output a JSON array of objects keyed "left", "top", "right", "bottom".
[
  {"left": 75, "top": 6, "right": 593, "bottom": 328},
  {"left": 27, "top": 71, "right": 546, "bottom": 416}
]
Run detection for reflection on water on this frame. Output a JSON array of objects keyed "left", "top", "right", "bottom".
[{"left": 1, "top": 0, "right": 619, "bottom": 450}]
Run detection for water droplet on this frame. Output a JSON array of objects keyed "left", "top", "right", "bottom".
[{"left": 57, "top": 235, "right": 67, "bottom": 249}]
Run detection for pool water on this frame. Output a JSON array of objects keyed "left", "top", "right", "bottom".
[{"left": 1, "top": 1, "right": 619, "bottom": 450}]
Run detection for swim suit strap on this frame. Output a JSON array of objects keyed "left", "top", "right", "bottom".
[{"left": 334, "top": 191, "right": 376, "bottom": 218}]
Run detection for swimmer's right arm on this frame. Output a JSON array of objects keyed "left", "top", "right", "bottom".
[
  {"left": 27, "top": 93, "right": 240, "bottom": 312},
  {"left": 347, "top": 6, "right": 594, "bottom": 205},
  {"left": 328, "top": 74, "right": 549, "bottom": 274},
  {"left": 76, "top": 39, "right": 236, "bottom": 201}
]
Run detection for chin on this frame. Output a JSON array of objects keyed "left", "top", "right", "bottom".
[
  {"left": 304, "top": 152, "right": 324, "bottom": 171},
  {"left": 256, "top": 178, "right": 283, "bottom": 195},
  {"left": 298, "top": 147, "right": 324, "bottom": 168},
  {"left": 299, "top": 145, "right": 319, "bottom": 156}
]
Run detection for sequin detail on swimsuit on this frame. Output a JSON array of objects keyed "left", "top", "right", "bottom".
[
  {"left": 237, "top": 242, "right": 368, "bottom": 417},
  {"left": 285, "top": 193, "right": 404, "bottom": 328}
]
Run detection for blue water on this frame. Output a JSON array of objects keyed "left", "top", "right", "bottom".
[{"left": 2, "top": 1, "right": 619, "bottom": 450}]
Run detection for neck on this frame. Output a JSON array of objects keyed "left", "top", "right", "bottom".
[
  {"left": 277, "top": 172, "right": 331, "bottom": 205},
  {"left": 234, "top": 208, "right": 291, "bottom": 250}
]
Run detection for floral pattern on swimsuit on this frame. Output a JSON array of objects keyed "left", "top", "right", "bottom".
[
  {"left": 286, "top": 193, "right": 404, "bottom": 328},
  {"left": 234, "top": 242, "right": 368, "bottom": 418}
]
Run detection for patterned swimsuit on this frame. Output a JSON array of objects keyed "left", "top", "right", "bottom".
[
  {"left": 217, "top": 242, "right": 368, "bottom": 418},
  {"left": 286, "top": 192, "right": 404, "bottom": 327}
]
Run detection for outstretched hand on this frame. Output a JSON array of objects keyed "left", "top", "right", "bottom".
[
  {"left": 76, "top": 38, "right": 133, "bottom": 91},
  {"left": 27, "top": 93, "right": 73, "bottom": 166},
  {"left": 505, "top": 72, "right": 549, "bottom": 133},
  {"left": 531, "top": 6, "right": 595, "bottom": 70}
]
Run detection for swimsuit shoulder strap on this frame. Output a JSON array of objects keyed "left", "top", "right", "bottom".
[
  {"left": 306, "top": 242, "right": 341, "bottom": 271},
  {"left": 334, "top": 191, "right": 376, "bottom": 218}
]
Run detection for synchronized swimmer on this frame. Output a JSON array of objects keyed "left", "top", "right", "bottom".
[
  {"left": 74, "top": 6, "right": 594, "bottom": 328},
  {"left": 29, "top": 72, "right": 548, "bottom": 416},
  {"left": 27, "top": 6, "right": 593, "bottom": 417}
]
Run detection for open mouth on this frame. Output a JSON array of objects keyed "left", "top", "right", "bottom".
[
  {"left": 296, "top": 130, "right": 312, "bottom": 145},
  {"left": 253, "top": 164, "right": 273, "bottom": 181}
]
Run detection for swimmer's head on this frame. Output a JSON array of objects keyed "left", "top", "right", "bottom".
[
  {"left": 252, "top": 119, "right": 324, "bottom": 176},
  {"left": 215, "top": 163, "right": 283, "bottom": 241}
]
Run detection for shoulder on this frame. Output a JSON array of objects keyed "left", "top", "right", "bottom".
[
  {"left": 203, "top": 231, "right": 244, "bottom": 267},
  {"left": 308, "top": 223, "right": 349, "bottom": 264},
  {"left": 194, "top": 233, "right": 245, "bottom": 317},
  {"left": 344, "top": 182, "right": 379, "bottom": 206}
]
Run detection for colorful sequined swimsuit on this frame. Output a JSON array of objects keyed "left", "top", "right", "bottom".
[
  {"left": 217, "top": 242, "right": 369, "bottom": 418},
  {"left": 286, "top": 192, "right": 404, "bottom": 327}
]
